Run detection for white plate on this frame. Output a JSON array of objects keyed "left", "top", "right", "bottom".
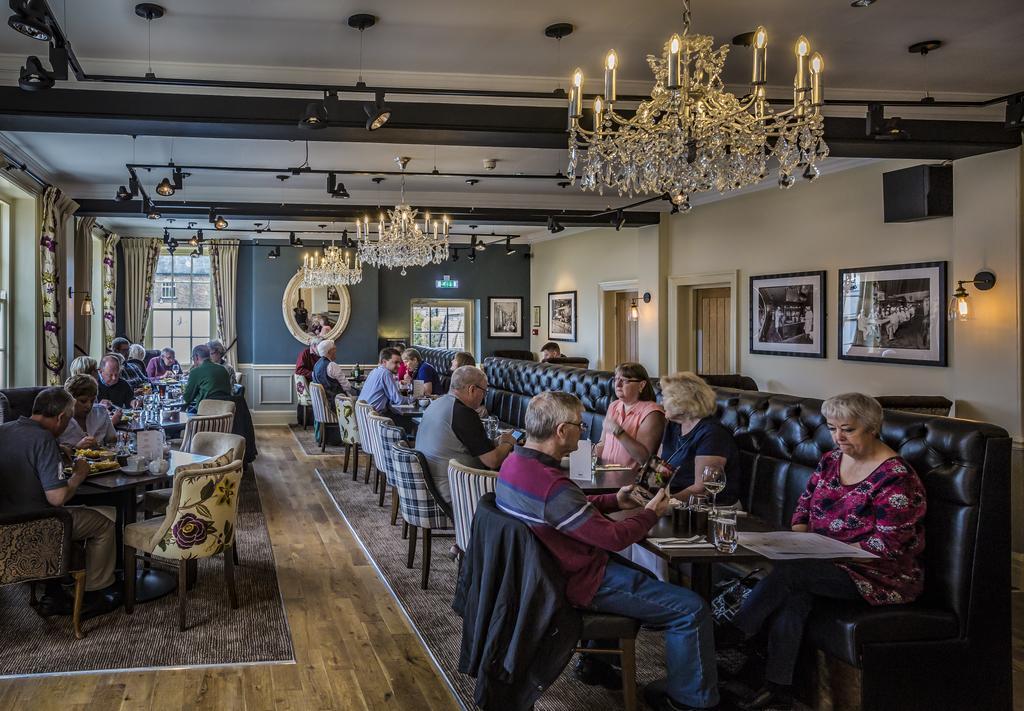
[{"left": 120, "top": 464, "right": 149, "bottom": 475}]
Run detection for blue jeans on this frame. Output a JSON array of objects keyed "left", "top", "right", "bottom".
[{"left": 587, "top": 560, "right": 720, "bottom": 708}]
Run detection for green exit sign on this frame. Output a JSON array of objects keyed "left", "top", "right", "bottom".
[{"left": 436, "top": 276, "right": 459, "bottom": 289}]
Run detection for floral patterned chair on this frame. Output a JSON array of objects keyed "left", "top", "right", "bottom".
[
  {"left": 1, "top": 508, "right": 88, "bottom": 639},
  {"left": 335, "top": 395, "right": 361, "bottom": 478},
  {"left": 294, "top": 374, "right": 313, "bottom": 429},
  {"left": 123, "top": 454, "right": 243, "bottom": 630}
]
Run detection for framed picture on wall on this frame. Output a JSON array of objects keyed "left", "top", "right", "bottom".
[
  {"left": 749, "top": 271, "right": 826, "bottom": 358},
  {"left": 548, "top": 290, "right": 577, "bottom": 342},
  {"left": 488, "top": 296, "right": 524, "bottom": 338},
  {"left": 838, "top": 261, "right": 947, "bottom": 366},
  {"left": 532, "top": 305, "right": 541, "bottom": 328}
]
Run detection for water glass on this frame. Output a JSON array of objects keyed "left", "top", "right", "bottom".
[
  {"left": 713, "top": 510, "right": 739, "bottom": 554},
  {"left": 688, "top": 494, "right": 709, "bottom": 537},
  {"left": 702, "top": 464, "right": 726, "bottom": 514}
]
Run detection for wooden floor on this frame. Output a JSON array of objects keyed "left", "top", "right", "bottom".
[{"left": 0, "top": 426, "right": 459, "bottom": 711}]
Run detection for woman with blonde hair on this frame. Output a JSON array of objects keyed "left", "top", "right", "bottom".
[
  {"left": 68, "top": 356, "right": 99, "bottom": 380},
  {"left": 656, "top": 372, "right": 740, "bottom": 504},
  {"left": 60, "top": 374, "right": 118, "bottom": 448}
]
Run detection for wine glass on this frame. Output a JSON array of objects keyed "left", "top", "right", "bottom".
[{"left": 702, "top": 464, "right": 726, "bottom": 515}]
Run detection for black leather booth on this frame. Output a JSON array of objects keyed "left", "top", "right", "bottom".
[
  {"left": 481, "top": 357, "right": 1011, "bottom": 710},
  {"left": 0, "top": 386, "right": 47, "bottom": 422},
  {"left": 405, "top": 346, "right": 459, "bottom": 392},
  {"left": 492, "top": 349, "right": 537, "bottom": 361}
]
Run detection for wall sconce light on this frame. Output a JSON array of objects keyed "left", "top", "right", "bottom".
[
  {"left": 629, "top": 298, "right": 639, "bottom": 321},
  {"left": 948, "top": 270, "right": 996, "bottom": 321},
  {"left": 68, "top": 287, "right": 94, "bottom": 316}
]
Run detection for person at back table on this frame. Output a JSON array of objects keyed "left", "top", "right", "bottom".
[
  {"left": 61, "top": 374, "right": 118, "bottom": 449},
  {"left": 146, "top": 347, "right": 180, "bottom": 379},
  {"left": 717, "top": 393, "right": 926, "bottom": 711},
  {"left": 360, "top": 347, "right": 416, "bottom": 432},
  {"left": 207, "top": 339, "right": 236, "bottom": 382},
  {"left": 595, "top": 361, "right": 666, "bottom": 470},
  {"left": 495, "top": 391, "right": 718, "bottom": 711},
  {"left": 295, "top": 336, "right": 322, "bottom": 379},
  {"left": 417, "top": 365, "right": 515, "bottom": 504},
  {"left": 540, "top": 341, "right": 561, "bottom": 361},
  {"left": 122, "top": 344, "right": 150, "bottom": 392},
  {"left": 0, "top": 387, "right": 121, "bottom": 616},
  {"left": 182, "top": 344, "right": 232, "bottom": 410},
  {"left": 96, "top": 354, "right": 134, "bottom": 409},
  {"left": 398, "top": 347, "right": 441, "bottom": 396}
]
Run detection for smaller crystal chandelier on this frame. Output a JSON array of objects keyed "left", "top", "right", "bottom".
[
  {"left": 301, "top": 243, "right": 363, "bottom": 287},
  {"left": 357, "top": 157, "right": 450, "bottom": 276}
]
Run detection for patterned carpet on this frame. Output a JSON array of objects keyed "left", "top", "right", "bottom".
[
  {"left": 0, "top": 474, "right": 294, "bottom": 676},
  {"left": 288, "top": 423, "right": 339, "bottom": 457}
]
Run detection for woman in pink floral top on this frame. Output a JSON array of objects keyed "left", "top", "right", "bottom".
[{"left": 724, "top": 393, "right": 927, "bottom": 711}]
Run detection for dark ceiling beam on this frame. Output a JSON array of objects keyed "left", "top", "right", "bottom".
[
  {"left": 0, "top": 88, "right": 1018, "bottom": 157},
  {"left": 72, "top": 199, "right": 662, "bottom": 228}
]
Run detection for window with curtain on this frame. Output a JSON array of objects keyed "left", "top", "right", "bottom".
[
  {"left": 410, "top": 299, "right": 473, "bottom": 349},
  {"left": 152, "top": 252, "right": 212, "bottom": 355}
]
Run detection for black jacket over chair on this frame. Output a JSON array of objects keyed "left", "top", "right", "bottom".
[
  {"left": 480, "top": 357, "right": 1012, "bottom": 711},
  {"left": 453, "top": 493, "right": 582, "bottom": 711}
]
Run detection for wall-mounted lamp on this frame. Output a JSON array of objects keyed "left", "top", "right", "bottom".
[
  {"left": 628, "top": 298, "right": 639, "bottom": 321},
  {"left": 68, "top": 287, "right": 94, "bottom": 316},
  {"left": 948, "top": 270, "right": 996, "bottom": 321}
]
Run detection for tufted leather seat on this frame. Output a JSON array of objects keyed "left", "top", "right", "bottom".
[
  {"left": 0, "top": 386, "right": 47, "bottom": 423},
  {"left": 481, "top": 357, "right": 1011, "bottom": 710}
]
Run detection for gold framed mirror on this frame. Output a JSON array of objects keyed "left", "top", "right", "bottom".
[{"left": 281, "top": 271, "right": 352, "bottom": 344}]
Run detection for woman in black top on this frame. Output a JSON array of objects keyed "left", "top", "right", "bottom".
[{"left": 656, "top": 372, "right": 741, "bottom": 505}]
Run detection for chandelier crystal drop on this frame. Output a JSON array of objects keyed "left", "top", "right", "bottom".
[
  {"left": 301, "top": 244, "right": 363, "bottom": 287},
  {"left": 356, "top": 157, "right": 450, "bottom": 276},
  {"left": 567, "top": 0, "right": 829, "bottom": 207}
]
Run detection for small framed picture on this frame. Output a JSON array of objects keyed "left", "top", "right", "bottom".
[
  {"left": 838, "top": 261, "right": 947, "bottom": 366},
  {"left": 548, "top": 290, "right": 577, "bottom": 342},
  {"left": 488, "top": 296, "right": 524, "bottom": 338},
  {"left": 532, "top": 305, "right": 541, "bottom": 328},
  {"left": 750, "top": 271, "right": 826, "bottom": 358}
]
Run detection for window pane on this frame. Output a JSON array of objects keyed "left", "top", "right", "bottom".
[
  {"left": 173, "top": 255, "right": 190, "bottom": 273},
  {"left": 172, "top": 337, "right": 192, "bottom": 356},
  {"left": 192, "top": 279, "right": 211, "bottom": 309},
  {"left": 153, "top": 337, "right": 172, "bottom": 352},
  {"left": 156, "top": 255, "right": 173, "bottom": 274},
  {"left": 193, "top": 310, "right": 211, "bottom": 339},
  {"left": 451, "top": 333, "right": 465, "bottom": 349},
  {"left": 172, "top": 310, "right": 192, "bottom": 337},
  {"left": 412, "top": 332, "right": 429, "bottom": 347},
  {"left": 430, "top": 332, "right": 445, "bottom": 347},
  {"left": 153, "top": 310, "right": 172, "bottom": 337}
]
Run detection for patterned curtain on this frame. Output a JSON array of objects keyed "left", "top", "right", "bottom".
[
  {"left": 101, "top": 233, "right": 120, "bottom": 351},
  {"left": 210, "top": 240, "right": 239, "bottom": 364},
  {"left": 38, "top": 186, "right": 77, "bottom": 385},
  {"left": 72, "top": 216, "right": 95, "bottom": 355},
  {"left": 121, "top": 238, "right": 161, "bottom": 344}
]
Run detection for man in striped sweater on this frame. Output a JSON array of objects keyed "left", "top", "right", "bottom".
[{"left": 496, "top": 391, "right": 720, "bottom": 711}]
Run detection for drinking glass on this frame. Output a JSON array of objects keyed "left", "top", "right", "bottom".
[
  {"left": 702, "top": 464, "right": 726, "bottom": 515},
  {"left": 688, "top": 494, "right": 709, "bottom": 537},
  {"left": 713, "top": 510, "right": 739, "bottom": 554},
  {"left": 484, "top": 416, "right": 499, "bottom": 440}
]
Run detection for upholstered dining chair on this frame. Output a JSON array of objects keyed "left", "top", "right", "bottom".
[
  {"left": 308, "top": 383, "right": 339, "bottom": 452},
  {"left": 354, "top": 400, "right": 377, "bottom": 484},
  {"left": 294, "top": 374, "right": 312, "bottom": 429},
  {"left": 124, "top": 456, "right": 243, "bottom": 631},
  {"left": 196, "top": 399, "right": 236, "bottom": 418},
  {"left": 180, "top": 412, "right": 234, "bottom": 453},
  {"left": 391, "top": 444, "right": 451, "bottom": 589},
  {"left": 368, "top": 416, "right": 401, "bottom": 511},
  {"left": 334, "top": 394, "right": 360, "bottom": 477},
  {"left": 143, "top": 432, "right": 247, "bottom": 516},
  {"left": 1, "top": 508, "right": 88, "bottom": 639},
  {"left": 447, "top": 460, "right": 498, "bottom": 561}
]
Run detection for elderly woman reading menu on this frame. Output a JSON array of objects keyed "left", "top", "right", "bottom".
[
  {"left": 595, "top": 362, "right": 665, "bottom": 469},
  {"left": 720, "top": 393, "right": 927, "bottom": 711}
]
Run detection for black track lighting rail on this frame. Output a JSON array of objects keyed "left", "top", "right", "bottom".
[
  {"left": 127, "top": 162, "right": 570, "bottom": 182},
  {"left": 0, "top": 150, "right": 49, "bottom": 188},
  {"left": 155, "top": 226, "right": 523, "bottom": 240}
]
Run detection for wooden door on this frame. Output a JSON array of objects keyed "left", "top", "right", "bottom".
[
  {"left": 694, "top": 287, "right": 730, "bottom": 374},
  {"left": 615, "top": 290, "right": 639, "bottom": 364}
]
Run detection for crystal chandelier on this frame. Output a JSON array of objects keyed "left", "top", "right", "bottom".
[
  {"left": 567, "top": 0, "right": 828, "bottom": 212},
  {"left": 301, "top": 244, "right": 363, "bottom": 287},
  {"left": 357, "top": 157, "right": 450, "bottom": 275}
]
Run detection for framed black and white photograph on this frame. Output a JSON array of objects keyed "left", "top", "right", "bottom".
[
  {"left": 325, "top": 284, "right": 341, "bottom": 305},
  {"left": 532, "top": 305, "right": 541, "bottom": 328},
  {"left": 488, "top": 296, "right": 524, "bottom": 338},
  {"left": 838, "top": 261, "right": 947, "bottom": 366},
  {"left": 750, "top": 271, "right": 826, "bottom": 358},
  {"left": 548, "top": 290, "right": 577, "bottom": 342}
]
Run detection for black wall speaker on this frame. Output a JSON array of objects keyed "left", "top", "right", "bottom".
[{"left": 882, "top": 164, "right": 953, "bottom": 223}]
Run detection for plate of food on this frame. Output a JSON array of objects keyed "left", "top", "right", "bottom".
[
  {"left": 75, "top": 448, "right": 117, "bottom": 461},
  {"left": 65, "top": 459, "right": 121, "bottom": 476}
]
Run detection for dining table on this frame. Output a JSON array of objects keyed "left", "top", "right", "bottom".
[{"left": 74, "top": 449, "right": 211, "bottom": 602}]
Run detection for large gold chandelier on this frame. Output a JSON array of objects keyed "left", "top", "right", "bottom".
[
  {"left": 567, "top": 0, "right": 828, "bottom": 212},
  {"left": 301, "top": 244, "right": 362, "bottom": 287}
]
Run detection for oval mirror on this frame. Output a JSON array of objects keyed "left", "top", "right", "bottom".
[{"left": 281, "top": 271, "right": 351, "bottom": 344}]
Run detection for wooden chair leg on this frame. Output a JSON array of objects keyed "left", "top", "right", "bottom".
[
  {"left": 351, "top": 445, "right": 360, "bottom": 481},
  {"left": 29, "top": 582, "right": 38, "bottom": 607},
  {"left": 186, "top": 558, "right": 198, "bottom": 591},
  {"left": 71, "top": 570, "right": 87, "bottom": 639},
  {"left": 320, "top": 423, "right": 328, "bottom": 452},
  {"left": 372, "top": 466, "right": 380, "bottom": 494},
  {"left": 620, "top": 637, "right": 637, "bottom": 711},
  {"left": 224, "top": 545, "right": 238, "bottom": 609},
  {"left": 124, "top": 545, "right": 137, "bottom": 614},
  {"left": 364, "top": 458, "right": 372, "bottom": 484},
  {"left": 420, "top": 528, "right": 432, "bottom": 590},
  {"left": 178, "top": 561, "right": 189, "bottom": 631},
  {"left": 390, "top": 489, "right": 399, "bottom": 526},
  {"left": 343, "top": 443, "right": 351, "bottom": 474},
  {"left": 406, "top": 525, "right": 418, "bottom": 568},
  {"left": 377, "top": 477, "right": 387, "bottom": 507},
  {"left": 232, "top": 543, "right": 240, "bottom": 566},
  {"left": 402, "top": 521, "right": 408, "bottom": 539}
]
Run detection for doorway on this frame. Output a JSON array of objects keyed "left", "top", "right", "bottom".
[
  {"left": 598, "top": 280, "right": 640, "bottom": 370},
  {"left": 694, "top": 287, "right": 730, "bottom": 374},
  {"left": 614, "top": 290, "right": 639, "bottom": 364},
  {"left": 666, "top": 271, "right": 738, "bottom": 375}
]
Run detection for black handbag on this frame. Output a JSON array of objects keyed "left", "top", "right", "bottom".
[{"left": 710, "top": 569, "right": 761, "bottom": 624}]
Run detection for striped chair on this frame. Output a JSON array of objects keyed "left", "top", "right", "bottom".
[
  {"left": 392, "top": 444, "right": 450, "bottom": 589},
  {"left": 448, "top": 460, "right": 498, "bottom": 560},
  {"left": 308, "top": 383, "right": 338, "bottom": 453},
  {"left": 180, "top": 412, "right": 234, "bottom": 453},
  {"left": 369, "top": 416, "right": 404, "bottom": 519},
  {"left": 294, "top": 374, "right": 313, "bottom": 429},
  {"left": 196, "top": 399, "right": 236, "bottom": 417},
  {"left": 354, "top": 400, "right": 377, "bottom": 484},
  {"left": 335, "top": 395, "right": 360, "bottom": 478}
]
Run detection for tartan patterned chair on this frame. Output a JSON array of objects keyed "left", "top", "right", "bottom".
[
  {"left": 308, "top": 383, "right": 338, "bottom": 453},
  {"left": 447, "top": 459, "right": 499, "bottom": 560},
  {"left": 0, "top": 509, "right": 88, "bottom": 639},
  {"left": 180, "top": 412, "right": 234, "bottom": 453},
  {"left": 391, "top": 443, "right": 451, "bottom": 589},
  {"left": 335, "top": 395, "right": 361, "bottom": 477},
  {"left": 355, "top": 400, "right": 377, "bottom": 484},
  {"left": 294, "top": 374, "right": 313, "bottom": 429},
  {"left": 370, "top": 417, "right": 405, "bottom": 520}
]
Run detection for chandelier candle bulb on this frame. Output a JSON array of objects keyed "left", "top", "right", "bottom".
[
  {"left": 810, "top": 52, "right": 824, "bottom": 107},
  {"left": 795, "top": 35, "right": 811, "bottom": 91},
  {"left": 594, "top": 96, "right": 604, "bottom": 131},
  {"left": 667, "top": 34, "right": 682, "bottom": 89},
  {"left": 752, "top": 26, "right": 768, "bottom": 85},
  {"left": 604, "top": 50, "right": 617, "bottom": 103}
]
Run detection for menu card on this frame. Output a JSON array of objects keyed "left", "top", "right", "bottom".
[
  {"left": 569, "top": 439, "right": 593, "bottom": 481},
  {"left": 136, "top": 430, "right": 163, "bottom": 463},
  {"left": 413, "top": 380, "right": 425, "bottom": 397}
]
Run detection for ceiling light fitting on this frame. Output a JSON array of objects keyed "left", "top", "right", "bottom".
[
  {"left": 505, "top": 236, "right": 517, "bottom": 255},
  {"left": 364, "top": 90, "right": 392, "bottom": 131},
  {"left": 301, "top": 245, "right": 362, "bottom": 287},
  {"left": 8, "top": 0, "right": 50, "bottom": 40},
  {"left": 567, "top": 0, "right": 828, "bottom": 209},
  {"left": 547, "top": 216, "right": 565, "bottom": 233},
  {"left": 328, "top": 172, "right": 350, "bottom": 198},
  {"left": 18, "top": 55, "right": 54, "bottom": 91},
  {"left": 850, "top": 0, "right": 876, "bottom": 6},
  {"left": 267, "top": 245, "right": 281, "bottom": 260},
  {"left": 214, "top": 215, "right": 228, "bottom": 230}
]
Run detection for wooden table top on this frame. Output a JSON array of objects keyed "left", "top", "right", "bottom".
[
  {"left": 84, "top": 450, "right": 211, "bottom": 492},
  {"left": 610, "top": 508, "right": 771, "bottom": 564}
]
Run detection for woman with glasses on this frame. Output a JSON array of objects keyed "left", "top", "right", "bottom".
[{"left": 595, "top": 362, "right": 666, "bottom": 470}]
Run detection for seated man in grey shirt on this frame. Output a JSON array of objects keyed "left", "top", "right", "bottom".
[
  {"left": 415, "top": 366, "right": 516, "bottom": 504},
  {"left": 0, "top": 387, "right": 120, "bottom": 615}
]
